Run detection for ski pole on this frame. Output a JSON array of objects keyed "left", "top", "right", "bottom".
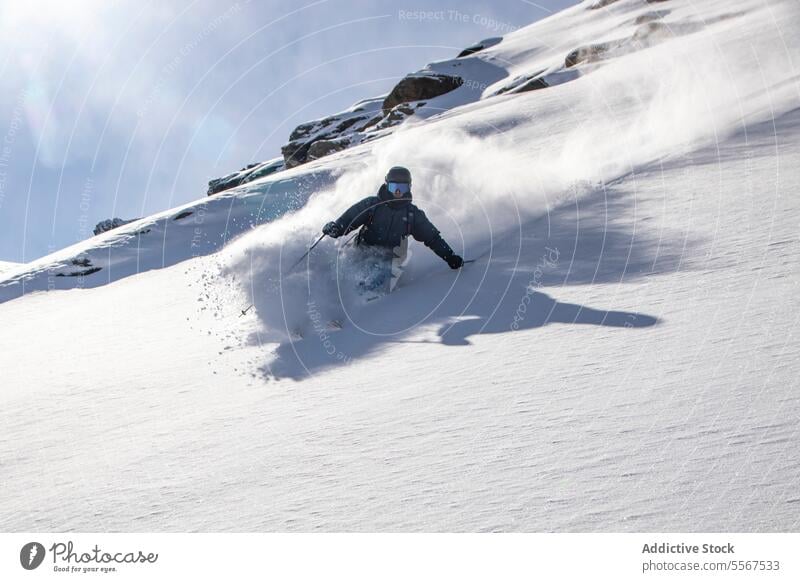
[
  {"left": 239, "top": 233, "right": 328, "bottom": 316},
  {"left": 238, "top": 234, "right": 329, "bottom": 317},
  {"left": 285, "top": 233, "right": 326, "bottom": 274}
]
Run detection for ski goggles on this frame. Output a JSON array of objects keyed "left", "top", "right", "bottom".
[{"left": 387, "top": 182, "right": 411, "bottom": 194}]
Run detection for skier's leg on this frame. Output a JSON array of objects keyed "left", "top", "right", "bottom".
[
  {"left": 357, "top": 248, "right": 392, "bottom": 297},
  {"left": 389, "top": 238, "right": 409, "bottom": 292}
]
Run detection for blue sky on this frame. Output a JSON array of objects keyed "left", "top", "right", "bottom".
[{"left": 0, "top": 0, "right": 575, "bottom": 262}]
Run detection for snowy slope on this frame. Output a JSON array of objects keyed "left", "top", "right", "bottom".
[
  {"left": 1, "top": 0, "right": 799, "bottom": 532},
  {"left": 0, "top": 260, "right": 19, "bottom": 274}
]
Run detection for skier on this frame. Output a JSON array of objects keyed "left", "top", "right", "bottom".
[{"left": 322, "top": 166, "right": 463, "bottom": 295}]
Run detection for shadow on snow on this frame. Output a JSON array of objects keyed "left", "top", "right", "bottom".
[{"left": 258, "top": 183, "right": 692, "bottom": 380}]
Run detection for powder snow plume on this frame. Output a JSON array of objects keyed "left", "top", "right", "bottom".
[{"left": 220, "top": 0, "right": 799, "bottom": 342}]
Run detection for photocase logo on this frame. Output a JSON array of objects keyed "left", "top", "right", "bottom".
[{"left": 20, "top": 542, "right": 46, "bottom": 570}]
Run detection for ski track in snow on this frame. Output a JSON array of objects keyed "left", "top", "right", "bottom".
[{"left": 1, "top": 0, "right": 799, "bottom": 531}]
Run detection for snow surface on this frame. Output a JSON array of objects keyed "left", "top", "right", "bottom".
[
  {"left": 1, "top": 0, "right": 799, "bottom": 532},
  {"left": 0, "top": 261, "right": 20, "bottom": 274}
]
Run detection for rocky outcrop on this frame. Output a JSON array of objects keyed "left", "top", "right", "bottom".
[
  {"left": 306, "top": 138, "right": 350, "bottom": 162},
  {"left": 512, "top": 76, "right": 549, "bottom": 93},
  {"left": 54, "top": 257, "right": 102, "bottom": 277},
  {"left": 492, "top": 70, "right": 548, "bottom": 96},
  {"left": 207, "top": 157, "right": 285, "bottom": 195},
  {"left": 634, "top": 10, "right": 670, "bottom": 25},
  {"left": 55, "top": 267, "right": 101, "bottom": 277},
  {"left": 490, "top": 66, "right": 581, "bottom": 97},
  {"left": 632, "top": 20, "right": 676, "bottom": 45},
  {"left": 225, "top": 47, "right": 481, "bottom": 174},
  {"left": 588, "top": 0, "right": 622, "bottom": 8},
  {"left": 565, "top": 43, "right": 612, "bottom": 68},
  {"left": 381, "top": 73, "right": 463, "bottom": 115},
  {"left": 281, "top": 71, "right": 465, "bottom": 168},
  {"left": 457, "top": 37, "right": 502, "bottom": 58},
  {"left": 280, "top": 98, "right": 384, "bottom": 168},
  {"left": 369, "top": 101, "right": 430, "bottom": 132},
  {"left": 590, "top": 0, "right": 669, "bottom": 8},
  {"left": 93, "top": 218, "right": 138, "bottom": 236},
  {"left": 173, "top": 210, "right": 194, "bottom": 221},
  {"left": 565, "top": 15, "right": 690, "bottom": 69}
]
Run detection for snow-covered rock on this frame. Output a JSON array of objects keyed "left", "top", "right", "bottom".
[
  {"left": 207, "top": 157, "right": 285, "bottom": 195},
  {"left": 306, "top": 137, "right": 350, "bottom": 162},
  {"left": 93, "top": 217, "right": 139, "bottom": 236},
  {"left": 381, "top": 72, "right": 464, "bottom": 115},
  {"left": 456, "top": 36, "right": 503, "bottom": 58},
  {"left": 281, "top": 98, "right": 385, "bottom": 168}
]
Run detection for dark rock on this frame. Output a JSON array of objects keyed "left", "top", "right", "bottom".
[
  {"left": 457, "top": 45, "right": 483, "bottom": 58},
  {"left": 280, "top": 141, "right": 308, "bottom": 169},
  {"left": 207, "top": 171, "right": 241, "bottom": 195},
  {"left": 281, "top": 102, "right": 382, "bottom": 168},
  {"left": 634, "top": 10, "right": 669, "bottom": 25},
  {"left": 565, "top": 43, "right": 612, "bottom": 67},
  {"left": 571, "top": 4, "right": 708, "bottom": 71},
  {"left": 632, "top": 21, "right": 675, "bottom": 46},
  {"left": 306, "top": 138, "right": 349, "bottom": 162},
  {"left": 589, "top": 0, "right": 667, "bottom": 8},
  {"left": 173, "top": 210, "right": 194, "bottom": 221},
  {"left": 513, "top": 76, "right": 549, "bottom": 93},
  {"left": 382, "top": 73, "right": 463, "bottom": 115},
  {"left": 492, "top": 70, "right": 546, "bottom": 96},
  {"left": 288, "top": 120, "right": 331, "bottom": 143},
  {"left": 277, "top": 67, "right": 468, "bottom": 169},
  {"left": 370, "top": 102, "right": 425, "bottom": 131},
  {"left": 93, "top": 217, "right": 138, "bottom": 236},
  {"left": 240, "top": 159, "right": 284, "bottom": 184},
  {"left": 457, "top": 37, "right": 503, "bottom": 58},
  {"left": 55, "top": 267, "right": 102, "bottom": 277},
  {"left": 207, "top": 158, "right": 285, "bottom": 195}
]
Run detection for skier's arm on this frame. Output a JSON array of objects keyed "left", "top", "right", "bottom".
[
  {"left": 411, "top": 209, "right": 462, "bottom": 268},
  {"left": 326, "top": 196, "right": 378, "bottom": 237}
]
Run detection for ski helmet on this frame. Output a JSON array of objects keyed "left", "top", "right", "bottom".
[{"left": 385, "top": 166, "right": 411, "bottom": 184}]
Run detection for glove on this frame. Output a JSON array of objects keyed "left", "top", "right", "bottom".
[
  {"left": 322, "top": 221, "right": 341, "bottom": 238},
  {"left": 446, "top": 254, "right": 464, "bottom": 270}
]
